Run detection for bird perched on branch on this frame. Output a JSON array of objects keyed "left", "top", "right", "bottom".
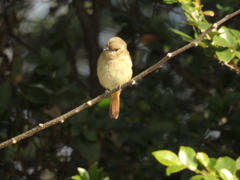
[{"left": 97, "top": 37, "right": 133, "bottom": 119}]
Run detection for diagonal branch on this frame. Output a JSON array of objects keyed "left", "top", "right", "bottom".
[{"left": 0, "top": 9, "right": 240, "bottom": 149}]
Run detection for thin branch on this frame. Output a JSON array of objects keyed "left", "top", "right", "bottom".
[
  {"left": 72, "top": 0, "right": 102, "bottom": 96},
  {"left": 224, "top": 61, "right": 240, "bottom": 74},
  {"left": 0, "top": 9, "right": 240, "bottom": 149}
]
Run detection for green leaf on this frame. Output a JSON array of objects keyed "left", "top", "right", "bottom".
[
  {"left": 199, "top": 39, "right": 212, "bottom": 48},
  {"left": 230, "top": 29, "right": 240, "bottom": 40},
  {"left": 219, "top": 169, "right": 234, "bottom": 180},
  {"left": 218, "top": 26, "right": 236, "bottom": 46},
  {"left": 236, "top": 157, "right": 240, "bottom": 170},
  {"left": 88, "top": 162, "right": 110, "bottom": 180},
  {"left": 82, "top": 130, "right": 97, "bottom": 141},
  {"left": 169, "top": 28, "right": 194, "bottom": 42},
  {"left": 55, "top": 62, "right": 71, "bottom": 78},
  {"left": 215, "top": 157, "right": 236, "bottom": 175},
  {"left": 203, "top": 10, "right": 215, "bottom": 17},
  {"left": 215, "top": 47, "right": 234, "bottom": 63},
  {"left": 194, "top": 22, "right": 212, "bottom": 31},
  {"left": 197, "top": 152, "right": 209, "bottom": 168},
  {"left": 163, "top": 0, "right": 178, "bottom": 4},
  {"left": 137, "top": 100, "right": 151, "bottom": 113},
  {"left": 204, "top": 47, "right": 216, "bottom": 57},
  {"left": 40, "top": 47, "right": 52, "bottom": 62},
  {"left": 34, "top": 66, "right": 52, "bottom": 75},
  {"left": 204, "top": 173, "right": 219, "bottom": 180},
  {"left": 102, "top": 177, "right": 110, "bottom": 180},
  {"left": 212, "top": 36, "right": 231, "bottom": 47},
  {"left": 223, "top": 92, "right": 240, "bottom": 106},
  {"left": 166, "top": 165, "right": 186, "bottom": 176},
  {"left": 25, "top": 54, "right": 44, "bottom": 65},
  {"left": 12, "top": 58, "right": 24, "bottom": 78},
  {"left": 98, "top": 98, "right": 110, "bottom": 109},
  {"left": 152, "top": 150, "right": 182, "bottom": 166},
  {"left": 179, "top": 146, "right": 198, "bottom": 171},
  {"left": 189, "top": 175, "right": 204, "bottom": 180},
  {"left": 208, "top": 158, "right": 217, "bottom": 172},
  {"left": 77, "top": 167, "right": 90, "bottom": 180},
  {"left": 0, "top": 82, "right": 11, "bottom": 108},
  {"left": 71, "top": 175, "right": 82, "bottom": 180},
  {"left": 236, "top": 170, "right": 240, "bottom": 180},
  {"left": 234, "top": 51, "right": 240, "bottom": 59},
  {"left": 52, "top": 50, "right": 66, "bottom": 68},
  {"left": 88, "top": 162, "right": 103, "bottom": 180},
  {"left": 205, "top": 96, "right": 223, "bottom": 111}
]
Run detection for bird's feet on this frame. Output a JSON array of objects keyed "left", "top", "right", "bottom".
[
  {"left": 104, "top": 89, "right": 110, "bottom": 97},
  {"left": 116, "top": 84, "right": 122, "bottom": 91}
]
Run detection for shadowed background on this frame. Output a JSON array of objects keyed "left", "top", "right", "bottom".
[{"left": 0, "top": 0, "right": 240, "bottom": 179}]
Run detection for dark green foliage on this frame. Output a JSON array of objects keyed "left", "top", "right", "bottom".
[{"left": 0, "top": 0, "right": 240, "bottom": 180}]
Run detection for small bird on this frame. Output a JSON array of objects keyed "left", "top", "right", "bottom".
[{"left": 97, "top": 37, "right": 133, "bottom": 119}]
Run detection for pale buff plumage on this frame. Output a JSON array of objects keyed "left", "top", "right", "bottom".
[{"left": 97, "top": 37, "right": 133, "bottom": 119}]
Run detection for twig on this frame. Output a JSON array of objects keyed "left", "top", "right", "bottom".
[
  {"left": 0, "top": 9, "right": 240, "bottom": 149},
  {"left": 223, "top": 62, "right": 240, "bottom": 74}
]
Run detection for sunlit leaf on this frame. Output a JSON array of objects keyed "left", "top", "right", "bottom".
[
  {"left": 71, "top": 175, "right": 82, "bottom": 180},
  {"left": 234, "top": 51, "right": 240, "bottom": 59},
  {"left": 163, "top": 0, "right": 178, "bottom": 4},
  {"left": 219, "top": 26, "right": 236, "bottom": 46},
  {"left": 204, "top": 173, "right": 219, "bottom": 180},
  {"left": 230, "top": 29, "right": 240, "bottom": 40},
  {"left": 179, "top": 146, "right": 198, "bottom": 171},
  {"left": 203, "top": 10, "right": 215, "bottom": 17},
  {"left": 166, "top": 165, "right": 186, "bottom": 176},
  {"left": 212, "top": 36, "right": 231, "bottom": 47},
  {"left": 189, "top": 175, "right": 204, "bottom": 180},
  {"left": 197, "top": 152, "right": 209, "bottom": 168},
  {"left": 219, "top": 169, "right": 234, "bottom": 180},
  {"left": 215, "top": 47, "right": 234, "bottom": 62},
  {"left": 194, "top": 22, "right": 212, "bottom": 31},
  {"left": 77, "top": 167, "right": 90, "bottom": 180},
  {"left": 236, "top": 157, "right": 240, "bottom": 170},
  {"left": 169, "top": 28, "right": 194, "bottom": 42},
  {"left": 215, "top": 157, "right": 236, "bottom": 175},
  {"left": 152, "top": 150, "right": 182, "bottom": 166}
]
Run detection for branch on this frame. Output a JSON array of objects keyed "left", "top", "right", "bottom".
[
  {"left": 223, "top": 61, "right": 240, "bottom": 74},
  {"left": 0, "top": 9, "right": 240, "bottom": 149},
  {"left": 72, "top": 0, "right": 102, "bottom": 96}
]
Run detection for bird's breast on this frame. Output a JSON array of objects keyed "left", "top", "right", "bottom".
[{"left": 97, "top": 55, "right": 132, "bottom": 90}]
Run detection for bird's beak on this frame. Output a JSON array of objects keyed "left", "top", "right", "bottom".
[{"left": 103, "top": 47, "right": 109, "bottom": 51}]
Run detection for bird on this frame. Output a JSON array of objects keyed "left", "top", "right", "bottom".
[{"left": 97, "top": 37, "right": 133, "bottom": 119}]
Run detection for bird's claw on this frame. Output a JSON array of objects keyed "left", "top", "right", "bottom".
[
  {"left": 116, "top": 85, "right": 122, "bottom": 91},
  {"left": 104, "top": 89, "right": 110, "bottom": 97}
]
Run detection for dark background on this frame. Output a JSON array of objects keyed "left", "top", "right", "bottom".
[{"left": 0, "top": 0, "right": 240, "bottom": 179}]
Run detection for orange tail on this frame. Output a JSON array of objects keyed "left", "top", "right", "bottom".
[{"left": 110, "top": 91, "right": 120, "bottom": 119}]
